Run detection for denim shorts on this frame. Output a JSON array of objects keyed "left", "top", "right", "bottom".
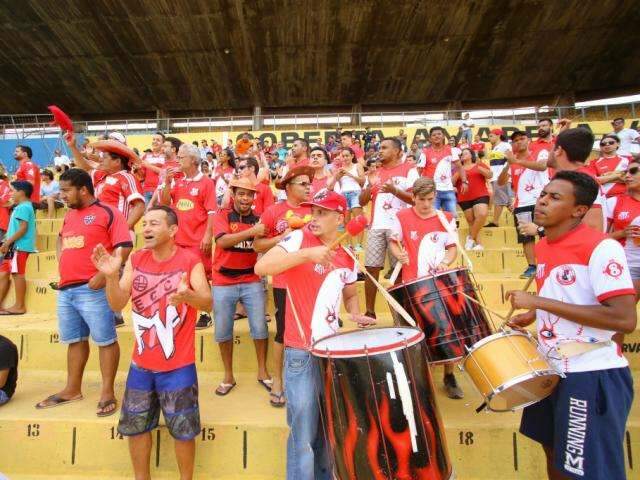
[
  {"left": 212, "top": 282, "right": 268, "bottom": 342},
  {"left": 118, "top": 363, "right": 200, "bottom": 440},
  {"left": 342, "top": 190, "right": 361, "bottom": 210},
  {"left": 57, "top": 283, "right": 117, "bottom": 346},
  {"left": 434, "top": 190, "right": 458, "bottom": 215}
]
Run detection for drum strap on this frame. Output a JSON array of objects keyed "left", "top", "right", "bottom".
[
  {"left": 342, "top": 246, "right": 417, "bottom": 327},
  {"left": 555, "top": 340, "right": 611, "bottom": 358},
  {"left": 434, "top": 209, "right": 473, "bottom": 272}
]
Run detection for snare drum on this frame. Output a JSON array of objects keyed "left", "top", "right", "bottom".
[
  {"left": 312, "top": 327, "right": 453, "bottom": 480},
  {"left": 461, "top": 329, "right": 562, "bottom": 412},
  {"left": 388, "top": 268, "right": 492, "bottom": 363}
]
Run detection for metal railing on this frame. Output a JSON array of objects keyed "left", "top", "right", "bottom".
[{"left": 0, "top": 101, "right": 637, "bottom": 139}]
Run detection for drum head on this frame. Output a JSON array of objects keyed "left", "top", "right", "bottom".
[
  {"left": 488, "top": 371, "right": 561, "bottom": 412},
  {"left": 311, "top": 327, "right": 424, "bottom": 358}
]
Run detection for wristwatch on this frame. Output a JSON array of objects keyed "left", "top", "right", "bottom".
[{"left": 537, "top": 226, "right": 544, "bottom": 235}]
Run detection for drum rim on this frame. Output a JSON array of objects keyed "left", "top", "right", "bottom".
[
  {"left": 485, "top": 369, "right": 562, "bottom": 412},
  {"left": 387, "top": 266, "right": 470, "bottom": 291},
  {"left": 463, "top": 328, "right": 531, "bottom": 356},
  {"left": 311, "top": 328, "right": 425, "bottom": 358}
]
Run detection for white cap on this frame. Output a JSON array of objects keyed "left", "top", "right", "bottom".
[{"left": 108, "top": 131, "right": 127, "bottom": 145}]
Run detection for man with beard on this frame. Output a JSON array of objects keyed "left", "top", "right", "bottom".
[
  {"left": 530, "top": 118, "right": 556, "bottom": 165},
  {"left": 340, "top": 131, "right": 365, "bottom": 163},
  {"left": 13, "top": 145, "right": 41, "bottom": 203},
  {"left": 35, "top": 169, "right": 133, "bottom": 417},
  {"left": 275, "top": 139, "right": 310, "bottom": 201}
]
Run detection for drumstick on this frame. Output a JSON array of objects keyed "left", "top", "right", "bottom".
[
  {"left": 458, "top": 291, "right": 508, "bottom": 322},
  {"left": 388, "top": 239, "right": 405, "bottom": 285},
  {"left": 434, "top": 209, "right": 473, "bottom": 271},
  {"left": 502, "top": 275, "right": 536, "bottom": 327},
  {"left": 328, "top": 215, "right": 368, "bottom": 249}
]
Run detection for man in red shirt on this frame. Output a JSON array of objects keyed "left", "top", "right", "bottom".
[
  {"left": 93, "top": 205, "right": 211, "bottom": 480},
  {"left": 529, "top": 117, "right": 555, "bottom": 164},
  {"left": 13, "top": 145, "right": 41, "bottom": 203},
  {"left": 139, "top": 132, "right": 166, "bottom": 203},
  {"left": 471, "top": 134, "right": 486, "bottom": 155},
  {"left": 160, "top": 143, "right": 216, "bottom": 329},
  {"left": 254, "top": 165, "right": 314, "bottom": 406},
  {"left": 0, "top": 168, "right": 11, "bottom": 240},
  {"left": 417, "top": 127, "right": 457, "bottom": 178},
  {"left": 35, "top": 169, "right": 133, "bottom": 416},
  {"left": 388, "top": 178, "right": 463, "bottom": 399},
  {"left": 212, "top": 177, "right": 271, "bottom": 398},
  {"left": 340, "top": 131, "right": 365, "bottom": 163},
  {"left": 255, "top": 190, "right": 375, "bottom": 480}
]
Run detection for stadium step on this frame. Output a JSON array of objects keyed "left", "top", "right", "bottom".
[{"left": 0, "top": 370, "right": 637, "bottom": 479}]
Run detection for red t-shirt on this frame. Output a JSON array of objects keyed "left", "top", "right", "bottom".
[
  {"left": 594, "top": 155, "right": 631, "bottom": 198},
  {"left": 16, "top": 160, "right": 41, "bottom": 203},
  {"left": 169, "top": 173, "right": 217, "bottom": 247},
  {"left": 253, "top": 182, "right": 275, "bottom": 216},
  {"left": 130, "top": 246, "right": 200, "bottom": 372},
  {"left": 278, "top": 229, "right": 358, "bottom": 349},
  {"left": 607, "top": 194, "right": 640, "bottom": 248},
  {"left": 159, "top": 158, "right": 184, "bottom": 186},
  {"left": 0, "top": 180, "right": 12, "bottom": 231},
  {"left": 260, "top": 201, "right": 311, "bottom": 289},
  {"left": 212, "top": 208, "right": 260, "bottom": 285},
  {"left": 455, "top": 163, "right": 490, "bottom": 202},
  {"left": 419, "top": 145, "right": 453, "bottom": 178},
  {"left": 390, "top": 209, "right": 456, "bottom": 283},
  {"left": 58, "top": 201, "right": 133, "bottom": 288},
  {"left": 470, "top": 142, "right": 485, "bottom": 153},
  {"left": 91, "top": 170, "right": 144, "bottom": 220},
  {"left": 141, "top": 152, "right": 165, "bottom": 193},
  {"left": 529, "top": 137, "right": 555, "bottom": 163}
]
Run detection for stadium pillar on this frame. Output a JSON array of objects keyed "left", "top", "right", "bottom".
[
  {"left": 156, "top": 109, "right": 170, "bottom": 133},
  {"left": 253, "top": 106, "right": 263, "bottom": 130}
]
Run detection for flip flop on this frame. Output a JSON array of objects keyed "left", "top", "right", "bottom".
[
  {"left": 233, "top": 313, "right": 247, "bottom": 321},
  {"left": 269, "top": 391, "right": 286, "bottom": 408},
  {"left": 96, "top": 399, "right": 118, "bottom": 417},
  {"left": 257, "top": 378, "right": 273, "bottom": 392},
  {"left": 35, "top": 393, "right": 83, "bottom": 409},
  {"left": 215, "top": 382, "right": 237, "bottom": 396},
  {"left": 0, "top": 311, "right": 25, "bottom": 316}
]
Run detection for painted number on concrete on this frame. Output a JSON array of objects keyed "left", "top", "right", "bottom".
[
  {"left": 36, "top": 286, "right": 48, "bottom": 295},
  {"left": 201, "top": 427, "right": 215, "bottom": 441},
  {"left": 459, "top": 431, "right": 474, "bottom": 445},
  {"left": 234, "top": 336, "right": 241, "bottom": 345},
  {"left": 27, "top": 424, "right": 40, "bottom": 437},
  {"left": 49, "top": 333, "right": 59, "bottom": 343},
  {"left": 110, "top": 426, "right": 123, "bottom": 440}
]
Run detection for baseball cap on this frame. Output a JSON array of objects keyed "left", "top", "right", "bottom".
[
  {"left": 301, "top": 189, "right": 347, "bottom": 213},
  {"left": 275, "top": 165, "right": 315, "bottom": 190},
  {"left": 108, "top": 131, "right": 127, "bottom": 145},
  {"left": 490, "top": 128, "right": 504, "bottom": 136}
]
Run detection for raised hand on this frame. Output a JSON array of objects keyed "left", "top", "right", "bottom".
[
  {"left": 168, "top": 273, "right": 191, "bottom": 306},
  {"left": 91, "top": 244, "right": 122, "bottom": 277}
]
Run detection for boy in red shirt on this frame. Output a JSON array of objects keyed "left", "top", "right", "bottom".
[
  {"left": 94, "top": 205, "right": 211, "bottom": 480},
  {"left": 389, "top": 177, "right": 463, "bottom": 399}
]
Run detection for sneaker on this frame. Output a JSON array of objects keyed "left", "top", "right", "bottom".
[
  {"left": 471, "top": 243, "right": 484, "bottom": 251},
  {"left": 464, "top": 236, "right": 474, "bottom": 250},
  {"left": 114, "top": 314, "right": 125, "bottom": 328},
  {"left": 484, "top": 222, "right": 498, "bottom": 228},
  {"left": 443, "top": 373, "right": 464, "bottom": 399},
  {"left": 520, "top": 265, "right": 536, "bottom": 279},
  {"left": 196, "top": 313, "right": 213, "bottom": 329}
]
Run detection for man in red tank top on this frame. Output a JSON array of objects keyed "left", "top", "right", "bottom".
[{"left": 94, "top": 205, "right": 211, "bottom": 480}]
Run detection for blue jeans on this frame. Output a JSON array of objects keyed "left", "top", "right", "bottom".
[
  {"left": 212, "top": 282, "right": 267, "bottom": 342},
  {"left": 435, "top": 190, "right": 458, "bottom": 215},
  {"left": 57, "top": 284, "right": 117, "bottom": 346},
  {"left": 343, "top": 190, "right": 361, "bottom": 210},
  {"left": 284, "top": 348, "right": 331, "bottom": 480}
]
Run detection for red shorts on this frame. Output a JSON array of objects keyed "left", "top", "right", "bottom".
[
  {"left": 0, "top": 251, "right": 30, "bottom": 275},
  {"left": 180, "top": 244, "right": 212, "bottom": 281}
]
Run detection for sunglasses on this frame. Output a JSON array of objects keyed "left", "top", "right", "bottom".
[
  {"left": 290, "top": 181, "right": 311, "bottom": 187},
  {"left": 236, "top": 164, "right": 249, "bottom": 170},
  {"left": 627, "top": 167, "right": 640, "bottom": 175},
  {"left": 600, "top": 141, "right": 617, "bottom": 146}
]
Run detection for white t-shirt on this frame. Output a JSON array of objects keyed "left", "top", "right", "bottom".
[
  {"left": 488, "top": 142, "right": 512, "bottom": 179},
  {"left": 612, "top": 128, "right": 640, "bottom": 156},
  {"left": 433, "top": 155, "right": 455, "bottom": 191},
  {"left": 53, "top": 155, "right": 70, "bottom": 167},
  {"left": 370, "top": 162, "right": 419, "bottom": 230},
  {"left": 339, "top": 164, "right": 362, "bottom": 192}
]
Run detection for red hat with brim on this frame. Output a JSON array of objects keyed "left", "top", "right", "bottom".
[
  {"left": 301, "top": 189, "right": 347, "bottom": 213},
  {"left": 275, "top": 165, "right": 315, "bottom": 190},
  {"left": 490, "top": 128, "right": 504, "bottom": 136},
  {"left": 90, "top": 139, "right": 140, "bottom": 166}
]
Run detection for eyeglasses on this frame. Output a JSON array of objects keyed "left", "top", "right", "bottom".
[
  {"left": 627, "top": 167, "right": 640, "bottom": 175},
  {"left": 600, "top": 141, "right": 617, "bottom": 146},
  {"left": 290, "top": 181, "right": 311, "bottom": 187},
  {"left": 236, "top": 165, "right": 249, "bottom": 171}
]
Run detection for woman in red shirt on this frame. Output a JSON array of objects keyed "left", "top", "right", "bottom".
[
  {"left": 453, "top": 148, "right": 493, "bottom": 250},
  {"left": 595, "top": 134, "right": 630, "bottom": 198}
]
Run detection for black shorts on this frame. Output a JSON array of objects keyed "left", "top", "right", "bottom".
[
  {"left": 513, "top": 205, "right": 538, "bottom": 244},
  {"left": 458, "top": 196, "right": 489, "bottom": 211},
  {"left": 273, "top": 287, "right": 286, "bottom": 344}
]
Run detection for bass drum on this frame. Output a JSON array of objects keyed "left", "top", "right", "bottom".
[
  {"left": 388, "top": 268, "right": 492, "bottom": 363},
  {"left": 312, "top": 327, "right": 453, "bottom": 480}
]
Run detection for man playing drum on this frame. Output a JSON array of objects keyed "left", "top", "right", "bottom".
[
  {"left": 508, "top": 170, "right": 636, "bottom": 480},
  {"left": 389, "top": 177, "right": 463, "bottom": 399},
  {"left": 255, "top": 190, "right": 375, "bottom": 480}
]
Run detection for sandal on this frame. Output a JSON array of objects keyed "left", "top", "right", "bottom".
[
  {"left": 257, "top": 378, "right": 273, "bottom": 392},
  {"left": 96, "top": 398, "right": 118, "bottom": 417},
  {"left": 269, "top": 391, "right": 286, "bottom": 408},
  {"left": 215, "top": 382, "right": 237, "bottom": 396},
  {"left": 233, "top": 313, "right": 247, "bottom": 321},
  {"left": 35, "top": 393, "right": 83, "bottom": 409}
]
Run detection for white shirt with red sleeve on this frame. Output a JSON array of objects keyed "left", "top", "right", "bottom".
[
  {"left": 509, "top": 154, "right": 550, "bottom": 208},
  {"left": 169, "top": 172, "right": 217, "bottom": 247},
  {"left": 390, "top": 208, "right": 456, "bottom": 283},
  {"left": 534, "top": 224, "right": 635, "bottom": 373},
  {"left": 16, "top": 160, "right": 41, "bottom": 203},
  {"left": 91, "top": 170, "right": 144, "bottom": 220},
  {"left": 141, "top": 152, "right": 165, "bottom": 194},
  {"left": 277, "top": 229, "right": 358, "bottom": 349},
  {"left": 594, "top": 155, "right": 630, "bottom": 198},
  {"left": 370, "top": 162, "right": 419, "bottom": 230},
  {"left": 606, "top": 194, "right": 640, "bottom": 268}
]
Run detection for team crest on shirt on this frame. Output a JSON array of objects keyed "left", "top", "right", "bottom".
[
  {"left": 230, "top": 223, "right": 239, "bottom": 232},
  {"left": 618, "top": 211, "right": 630, "bottom": 220},
  {"left": 105, "top": 176, "right": 118, "bottom": 185},
  {"left": 536, "top": 264, "right": 545, "bottom": 279},
  {"left": 83, "top": 214, "right": 96, "bottom": 225},
  {"left": 410, "top": 231, "right": 418, "bottom": 240},
  {"left": 314, "top": 264, "right": 326, "bottom": 275},
  {"left": 603, "top": 259, "right": 624, "bottom": 278},
  {"left": 524, "top": 183, "right": 535, "bottom": 192},
  {"left": 190, "top": 187, "right": 199, "bottom": 196},
  {"left": 313, "top": 189, "right": 329, "bottom": 201},
  {"left": 430, "top": 233, "right": 439, "bottom": 243},
  {"left": 133, "top": 275, "right": 149, "bottom": 291},
  {"left": 555, "top": 265, "right": 576, "bottom": 285}
]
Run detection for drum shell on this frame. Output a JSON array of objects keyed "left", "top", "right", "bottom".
[
  {"left": 388, "top": 268, "right": 492, "bottom": 363},
  {"left": 462, "top": 330, "right": 561, "bottom": 411},
  {"left": 316, "top": 331, "right": 453, "bottom": 480}
]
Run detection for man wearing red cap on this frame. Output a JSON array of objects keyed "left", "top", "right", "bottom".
[
  {"left": 255, "top": 189, "right": 375, "bottom": 480},
  {"left": 254, "top": 165, "right": 314, "bottom": 407},
  {"left": 486, "top": 128, "right": 513, "bottom": 227}
]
